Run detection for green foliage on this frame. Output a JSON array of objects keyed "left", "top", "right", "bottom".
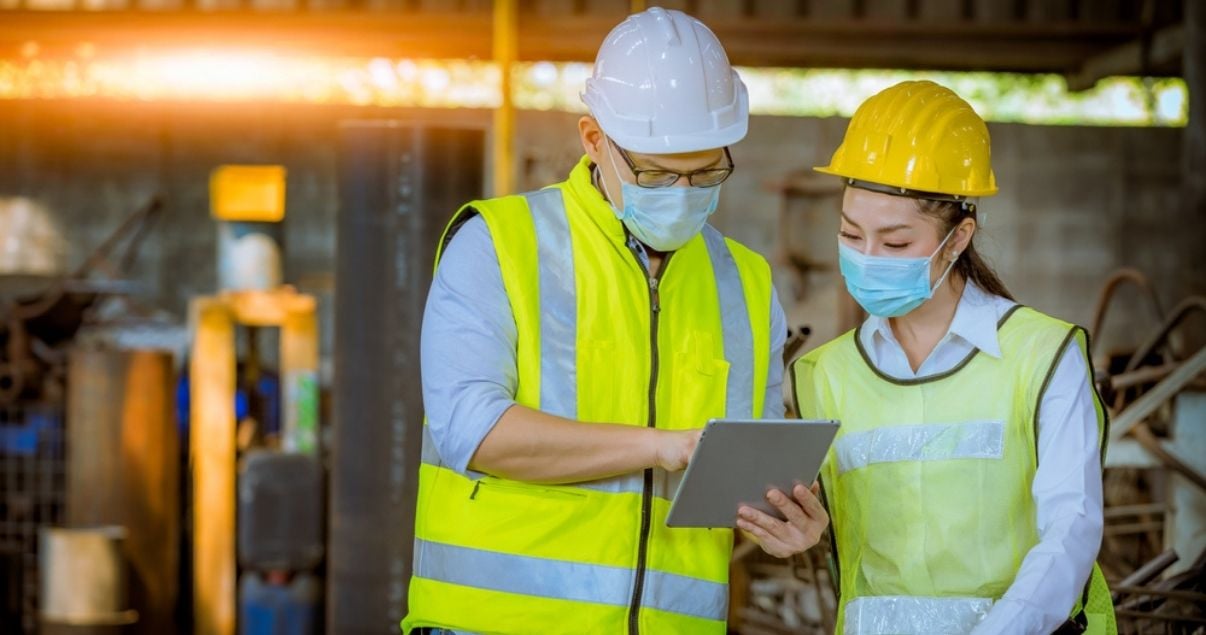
[{"left": 512, "top": 63, "right": 1188, "bottom": 128}]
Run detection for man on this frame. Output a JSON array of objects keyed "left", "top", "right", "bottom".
[{"left": 402, "top": 7, "right": 827, "bottom": 634}]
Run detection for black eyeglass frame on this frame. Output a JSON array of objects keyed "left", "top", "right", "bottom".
[{"left": 609, "top": 139, "right": 735, "bottom": 189}]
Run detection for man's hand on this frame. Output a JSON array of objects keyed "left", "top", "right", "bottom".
[
  {"left": 653, "top": 429, "right": 703, "bottom": 472},
  {"left": 736, "top": 482, "right": 829, "bottom": 558}
]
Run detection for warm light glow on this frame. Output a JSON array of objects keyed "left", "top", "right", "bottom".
[
  {"left": 130, "top": 50, "right": 294, "bottom": 101},
  {"left": 0, "top": 48, "right": 1187, "bottom": 127},
  {"left": 0, "top": 49, "right": 501, "bottom": 107}
]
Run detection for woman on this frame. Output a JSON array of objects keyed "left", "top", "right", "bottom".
[{"left": 789, "top": 81, "right": 1116, "bottom": 634}]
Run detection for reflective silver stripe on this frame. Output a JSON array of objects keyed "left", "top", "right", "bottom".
[
  {"left": 417, "top": 460, "right": 676, "bottom": 501},
  {"left": 575, "top": 472, "right": 645, "bottom": 496},
  {"left": 834, "top": 420, "right": 1006, "bottom": 475},
  {"left": 421, "top": 425, "right": 443, "bottom": 466},
  {"left": 526, "top": 189, "right": 578, "bottom": 419},
  {"left": 652, "top": 467, "right": 685, "bottom": 502},
  {"left": 644, "top": 569, "right": 727, "bottom": 621},
  {"left": 575, "top": 468, "right": 681, "bottom": 500},
  {"left": 844, "top": 595, "right": 993, "bottom": 635},
  {"left": 414, "top": 539, "right": 726, "bottom": 621},
  {"left": 701, "top": 226, "right": 755, "bottom": 419}
]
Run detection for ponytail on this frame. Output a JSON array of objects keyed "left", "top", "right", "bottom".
[{"left": 916, "top": 199, "right": 1014, "bottom": 302}]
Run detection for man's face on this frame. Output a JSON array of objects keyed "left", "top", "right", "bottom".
[{"left": 579, "top": 116, "right": 728, "bottom": 211}]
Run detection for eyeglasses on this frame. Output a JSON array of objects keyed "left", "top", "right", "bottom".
[{"left": 610, "top": 139, "right": 734, "bottom": 188}]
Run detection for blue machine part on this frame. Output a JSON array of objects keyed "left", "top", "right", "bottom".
[
  {"left": 239, "top": 572, "right": 321, "bottom": 635},
  {"left": 0, "top": 407, "right": 60, "bottom": 457}
]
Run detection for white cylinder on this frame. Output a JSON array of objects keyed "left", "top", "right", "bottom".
[
  {"left": 39, "top": 526, "right": 138, "bottom": 626},
  {"left": 216, "top": 221, "right": 284, "bottom": 292}
]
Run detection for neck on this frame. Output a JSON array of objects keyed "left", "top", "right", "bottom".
[
  {"left": 889, "top": 273, "right": 967, "bottom": 372},
  {"left": 595, "top": 164, "right": 669, "bottom": 270}
]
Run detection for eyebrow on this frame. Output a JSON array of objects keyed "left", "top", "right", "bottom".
[
  {"left": 840, "top": 211, "right": 912, "bottom": 234},
  {"left": 634, "top": 152, "right": 725, "bottom": 171}
]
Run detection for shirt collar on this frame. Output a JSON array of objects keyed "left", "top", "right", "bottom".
[
  {"left": 867, "top": 280, "right": 1004, "bottom": 359},
  {"left": 563, "top": 154, "right": 628, "bottom": 244}
]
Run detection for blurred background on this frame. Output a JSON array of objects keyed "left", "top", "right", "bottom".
[{"left": 0, "top": 1, "right": 1203, "bottom": 633}]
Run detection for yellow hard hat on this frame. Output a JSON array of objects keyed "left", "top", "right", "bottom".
[{"left": 815, "top": 80, "right": 998, "bottom": 198}]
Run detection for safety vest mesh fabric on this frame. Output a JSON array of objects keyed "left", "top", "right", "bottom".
[
  {"left": 791, "top": 306, "right": 1116, "bottom": 635},
  {"left": 402, "top": 156, "right": 773, "bottom": 635}
]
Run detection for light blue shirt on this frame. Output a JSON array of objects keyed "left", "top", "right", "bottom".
[{"left": 421, "top": 214, "right": 788, "bottom": 476}]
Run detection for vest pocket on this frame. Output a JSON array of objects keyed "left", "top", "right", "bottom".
[
  {"left": 473, "top": 477, "right": 589, "bottom": 502},
  {"left": 667, "top": 331, "right": 731, "bottom": 426}
]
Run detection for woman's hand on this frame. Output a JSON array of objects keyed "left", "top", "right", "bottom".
[{"left": 736, "top": 482, "right": 829, "bottom": 558}]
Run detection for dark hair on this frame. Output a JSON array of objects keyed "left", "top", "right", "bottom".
[{"left": 916, "top": 199, "right": 1015, "bottom": 301}]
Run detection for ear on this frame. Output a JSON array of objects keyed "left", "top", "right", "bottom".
[
  {"left": 579, "top": 116, "right": 605, "bottom": 164},
  {"left": 950, "top": 216, "right": 976, "bottom": 261}
]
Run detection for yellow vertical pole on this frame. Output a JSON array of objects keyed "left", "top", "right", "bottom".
[
  {"left": 281, "top": 299, "right": 319, "bottom": 454},
  {"left": 493, "top": 0, "right": 518, "bottom": 197},
  {"left": 191, "top": 298, "right": 237, "bottom": 635}
]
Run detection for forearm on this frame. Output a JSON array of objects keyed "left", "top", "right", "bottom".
[{"left": 469, "top": 404, "right": 664, "bottom": 483}]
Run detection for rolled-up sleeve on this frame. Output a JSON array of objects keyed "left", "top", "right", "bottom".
[{"left": 420, "top": 214, "right": 518, "bottom": 476}]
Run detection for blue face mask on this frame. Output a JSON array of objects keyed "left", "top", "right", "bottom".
[
  {"left": 602, "top": 146, "right": 720, "bottom": 252},
  {"left": 838, "top": 228, "right": 958, "bottom": 318}
]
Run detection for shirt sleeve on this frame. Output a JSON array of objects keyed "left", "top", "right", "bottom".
[
  {"left": 970, "top": 340, "right": 1104, "bottom": 635},
  {"left": 420, "top": 214, "right": 518, "bottom": 476},
  {"left": 762, "top": 287, "right": 788, "bottom": 419}
]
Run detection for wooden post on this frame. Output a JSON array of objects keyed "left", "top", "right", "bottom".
[
  {"left": 65, "top": 348, "right": 179, "bottom": 635},
  {"left": 493, "top": 0, "right": 518, "bottom": 196},
  {"left": 189, "top": 287, "right": 319, "bottom": 635},
  {"left": 191, "top": 298, "right": 237, "bottom": 635}
]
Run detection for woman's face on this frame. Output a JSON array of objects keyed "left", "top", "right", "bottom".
[{"left": 838, "top": 186, "right": 961, "bottom": 286}]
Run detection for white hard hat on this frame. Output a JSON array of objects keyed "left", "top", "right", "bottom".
[{"left": 582, "top": 6, "right": 749, "bottom": 154}]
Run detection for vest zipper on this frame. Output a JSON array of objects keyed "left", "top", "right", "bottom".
[{"left": 625, "top": 241, "right": 671, "bottom": 635}]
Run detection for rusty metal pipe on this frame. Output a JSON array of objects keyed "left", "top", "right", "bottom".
[
  {"left": 1111, "top": 345, "right": 1206, "bottom": 440},
  {"left": 1124, "top": 295, "right": 1206, "bottom": 373},
  {"left": 1132, "top": 422, "right": 1206, "bottom": 493},
  {"left": 1107, "top": 362, "right": 1179, "bottom": 391},
  {"left": 1112, "top": 550, "right": 1179, "bottom": 601},
  {"left": 1115, "top": 610, "right": 1206, "bottom": 626},
  {"left": 1088, "top": 268, "right": 1165, "bottom": 357}
]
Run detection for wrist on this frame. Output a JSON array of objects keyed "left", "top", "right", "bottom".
[{"left": 642, "top": 426, "right": 664, "bottom": 470}]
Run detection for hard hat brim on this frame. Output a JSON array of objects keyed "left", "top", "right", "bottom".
[
  {"left": 607, "top": 120, "right": 748, "bottom": 155},
  {"left": 813, "top": 165, "right": 999, "bottom": 198}
]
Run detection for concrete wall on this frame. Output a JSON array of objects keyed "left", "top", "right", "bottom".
[
  {"left": 520, "top": 109, "right": 1201, "bottom": 360},
  {"left": 0, "top": 102, "right": 1198, "bottom": 369}
]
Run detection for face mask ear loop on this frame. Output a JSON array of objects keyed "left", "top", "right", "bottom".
[
  {"left": 930, "top": 225, "right": 957, "bottom": 259},
  {"left": 929, "top": 227, "right": 961, "bottom": 294},
  {"left": 599, "top": 139, "right": 628, "bottom": 216}
]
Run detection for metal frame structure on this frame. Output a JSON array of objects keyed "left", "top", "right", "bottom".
[
  {"left": 190, "top": 287, "right": 317, "bottom": 635},
  {"left": 0, "top": 0, "right": 1185, "bottom": 83}
]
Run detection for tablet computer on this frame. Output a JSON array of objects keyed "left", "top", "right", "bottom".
[{"left": 665, "top": 418, "right": 839, "bottom": 528}]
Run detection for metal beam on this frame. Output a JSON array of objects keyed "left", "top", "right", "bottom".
[
  {"left": 1110, "top": 346, "right": 1206, "bottom": 441},
  {"left": 1106, "top": 437, "right": 1188, "bottom": 469},
  {"left": 1187, "top": 0, "right": 1206, "bottom": 298},
  {"left": 1068, "top": 24, "right": 1185, "bottom": 91},
  {"left": 0, "top": 11, "right": 1153, "bottom": 74},
  {"left": 329, "top": 122, "right": 485, "bottom": 633}
]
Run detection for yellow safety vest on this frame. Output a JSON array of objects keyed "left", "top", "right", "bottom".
[
  {"left": 792, "top": 306, "right": 1117, "bottom": 635},
  {"left": 402, "top": 156, "right": 773, "bottom": 634}
]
